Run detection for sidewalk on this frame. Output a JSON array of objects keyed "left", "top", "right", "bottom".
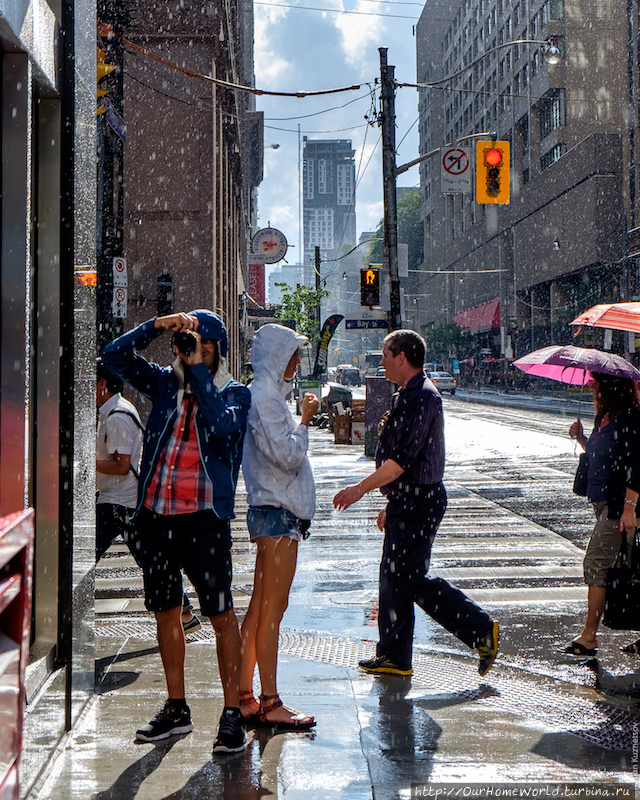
[{"left": 29, "top": 429, "right": 638, "bottom": 799}]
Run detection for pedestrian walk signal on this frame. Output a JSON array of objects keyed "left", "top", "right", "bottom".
[
  {"left": 476, "top": 141, "right": 510, "bottom": 204},
  {"left": 360, "top": 267, "right": 381, "bottom": 307}
]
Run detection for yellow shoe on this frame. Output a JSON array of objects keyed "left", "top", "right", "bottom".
[
  {"left": 358, "top": 655, "right": 413, "bottom": 676},
  {"left": 477, "top": 620, "right": 499, "bottom": 677}
]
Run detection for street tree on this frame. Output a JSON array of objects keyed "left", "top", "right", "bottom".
[
  {"left": 274, "top": 282, "right": 330, "bottom": 344},
  {"left": 425, "top": 323, "right": 472, "bottom": 364}
]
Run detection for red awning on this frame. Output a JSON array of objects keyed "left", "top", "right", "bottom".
[{"left": 454, "top": 298, "right": 500, "bottom": 333}]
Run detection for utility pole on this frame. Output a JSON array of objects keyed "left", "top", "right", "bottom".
[
  {"left": 315, "top": 245, "right": 322, "bottom": 361},
  {"left": 379, "top": 47, "right": 402, "bottom": 332}
]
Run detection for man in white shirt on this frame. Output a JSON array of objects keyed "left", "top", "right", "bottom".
[{"left": 96, "top": 358, "right": 145, "bottom": 560}]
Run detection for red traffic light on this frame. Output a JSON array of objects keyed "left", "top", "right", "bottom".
[{"left": 485, "top": 148, "right": 502, "bottom": 166}]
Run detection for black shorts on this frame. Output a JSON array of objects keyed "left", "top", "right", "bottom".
[{"left": 132, "top": 507, "right": 234, "bottom": 617}]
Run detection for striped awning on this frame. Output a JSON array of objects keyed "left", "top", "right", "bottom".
[{"left": 571, "top": 302, "right": 640, "bottom": 333}]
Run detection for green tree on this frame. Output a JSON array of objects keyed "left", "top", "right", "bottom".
[
  {"left": 424, "top": 323, "right": 471, "bottom": 364},
  {"left": 275, "top": 283, "right": 330, "bottom": 343},
  {"left": 366, "top": 188, "right": 424, "bottom": 270}
]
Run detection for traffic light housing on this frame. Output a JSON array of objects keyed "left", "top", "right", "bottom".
[
  {"left": 360, "top": 267, "right": 380, "bottom": 307},
  {"left": 97, "top": 46, "right": 116, "bottom": 115},
  {"left": 476, "top": 141, "right": 510, "bottom": 204}
]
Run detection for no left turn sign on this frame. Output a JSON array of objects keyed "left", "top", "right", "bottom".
[
  {"left": 440, "top": 146, "right": 471, "bottom": 193},
  {"left": 442, "top": 148, "right": 469, "bottom": 174}
]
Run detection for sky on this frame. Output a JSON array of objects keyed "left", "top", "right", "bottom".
[{"left": 252, "top": 0, "right": 426, "bottom": 267}]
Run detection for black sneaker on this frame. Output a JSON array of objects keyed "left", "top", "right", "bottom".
[
  {"left": 182, "top": 613, "right": 202, "bottom": 634},
  {"left": 213, "top": 707, "right": 246, "bottom": 753},
  {"left": 358, "top": 655, "right": 413, "bottom": 676},
  {"left": 136, "top": 700, "right": 194, "bottom": 742},
  {"left": 477, "top": 620, "right": 500, "bottom": 677}
]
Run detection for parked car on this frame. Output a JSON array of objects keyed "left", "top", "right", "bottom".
[
  {"left": 375, "top": 366, "right": 386, "bottom": 377},
  {"left": 337, "top": 366, "right": 362, "bottom": 387},
  {"left": 427, "top": 371, "right": 457, "bottom": 395}
]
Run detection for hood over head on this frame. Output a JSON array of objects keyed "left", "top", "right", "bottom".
[
  {"left": 190, "top": 309, "right": 228, "bottom": 357},
  {"left": 251, "top": 324, "right": 308, "bottom": 384}
]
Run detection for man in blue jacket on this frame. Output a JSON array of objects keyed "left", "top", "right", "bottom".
[{"left": 102, "top": 310, "right": 251, "bottom": 753}]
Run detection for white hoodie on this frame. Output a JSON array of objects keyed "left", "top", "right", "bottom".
[{"left": 242, "top": 324, "right": 316, "bottom": 520}]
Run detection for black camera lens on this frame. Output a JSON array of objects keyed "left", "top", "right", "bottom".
[{"left": 172, "top": 330, "right": 197, "bottom": 356}]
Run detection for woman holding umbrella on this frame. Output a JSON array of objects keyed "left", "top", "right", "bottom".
[{"left": 564, "top": 372, "right": 640, "bottom": 656}]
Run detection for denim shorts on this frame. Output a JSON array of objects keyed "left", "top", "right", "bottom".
[{"left": 247, "top": 506, "right": 304, "bottom": 542}]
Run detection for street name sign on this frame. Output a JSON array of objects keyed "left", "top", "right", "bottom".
[{"left": 346, "top": 319, "right": 387, "bottom": 330}]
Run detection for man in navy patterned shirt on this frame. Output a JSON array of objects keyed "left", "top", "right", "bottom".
[{"left": 334, "top": 330, "right": 499, "bottom": 677}]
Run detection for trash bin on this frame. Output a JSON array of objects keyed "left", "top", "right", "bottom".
[{"left": 323, "top": 383, "right": 352, "bottom": 425}]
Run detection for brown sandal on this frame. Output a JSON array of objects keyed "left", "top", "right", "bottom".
[
  {"left": 257, "top": 693, "right": 316, "bottom": 731},
  {"left": 239, "top": 690, "right": 261, "bottom": 726}
]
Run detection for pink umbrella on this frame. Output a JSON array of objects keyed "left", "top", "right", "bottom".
[
  {"left": 571, "top": 302, "right": 640, "bottom": 333},
  {"left": 513, "top": 345, "right": 640, "bottom": 385}
]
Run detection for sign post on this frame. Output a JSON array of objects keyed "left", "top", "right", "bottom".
[{"left": 112, "top": 257, "right": 127, "bottom": 317}]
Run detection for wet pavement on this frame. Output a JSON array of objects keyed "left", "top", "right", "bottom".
[{"left": 28, "top": 412, "right": 640, "bottom": 799}]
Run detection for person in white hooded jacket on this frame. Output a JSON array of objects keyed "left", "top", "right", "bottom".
[{"left": 240, "top": 324, "right": 319, "bottom": 730}]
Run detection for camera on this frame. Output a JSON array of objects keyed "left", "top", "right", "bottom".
[{"left": 172, "top": 330, "right": 197, "bottom": 356}]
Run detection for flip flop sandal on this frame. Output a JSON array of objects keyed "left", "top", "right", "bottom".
[
  {"left": 620, "top": 638, "right": 640, "bottom": 654},
  {"left": 257, "top": 694, "right": 316, "bottom": 732},
  {"left": 560, "top": 641, "right": 597, "bottom": 657}
]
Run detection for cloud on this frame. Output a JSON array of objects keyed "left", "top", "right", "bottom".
[
  {"left": 253, "top": 0, "right": 418, "bottom": 249},
  {"left": 255, "top": 5, "right": 292, "bottom": 84},
  {"left": 334, "top": 0, "right": 382, "bottom": 70},
  {"left": 358, "top": 199, "right": 384, "bottom": 231}
]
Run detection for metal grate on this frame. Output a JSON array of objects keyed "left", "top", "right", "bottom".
[{"left": 95, "top": 622, "right": 638, "bottom": 751}]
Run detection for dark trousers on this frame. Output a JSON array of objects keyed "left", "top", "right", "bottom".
[
  {"left": 376, "top": 482, "right": 492, "bottom": 668},
  {"left": 96, "top": 502, "right": 135, "bottom": 563}
]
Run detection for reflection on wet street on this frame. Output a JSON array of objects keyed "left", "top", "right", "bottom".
[{"left": 30, "top": 401, "right": 640, "bottom": 799}]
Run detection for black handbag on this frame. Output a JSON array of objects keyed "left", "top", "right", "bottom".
[
  {"left": 573, "top": 452, "right": 589, "bottom": 496},
  {"left": 603, "top": 528, "right": 640, "bottom": 630}
]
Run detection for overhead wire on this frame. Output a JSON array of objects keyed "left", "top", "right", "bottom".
[
  {"left": 264, "top": 91, "right": 374, "bottom": 121},
  {"left": 255, "top": 1, "right": 420, "bottom": 19},
  {"left": 123, "top": 37, "right": 365, "bottom": 97}
]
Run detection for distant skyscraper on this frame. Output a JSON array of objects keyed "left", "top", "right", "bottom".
[
  {"left": 302, "top": 139, "right": 357, "bottom": 273},
  {"left": 268, "top": 263, "right": 305, "bottom": 304}
]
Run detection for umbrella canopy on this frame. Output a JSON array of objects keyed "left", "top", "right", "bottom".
[
  {"left": 571, "top": 302, "right": 640, "bottom": 334},
  {"left": 512, "top": 345, "right": 640, "bottom": 385}
]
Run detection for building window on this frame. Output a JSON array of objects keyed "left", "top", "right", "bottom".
[
  {"left": 531, "top": 12, "right": 539, "bottom": 38},
  {"left": 304, "top": 159, "right": 314, "bottom": 199},
  {"left": 157, "top": 272, "right": 173, "bottom": 315},
  {"left": 542, "top": 0, "right": 564, "bottom": 25},
  {"left": 540, "top": 143, "right": 566, "bottom": 170},
  {"left": 307, "top": 209, "right": 335, "bottom": 248},
  {"left": 540, "top": 89, "right": 565, "bottom": 138},
  {"left": 337, "top": 164, "right": 353, "bottom": 206},
  {"left": 318, "top": 159, "right": 327, "bottom": 194}
]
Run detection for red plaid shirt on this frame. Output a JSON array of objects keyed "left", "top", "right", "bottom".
[{"left": 144, "top": 390, "right": 213, "bottom": 515}]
